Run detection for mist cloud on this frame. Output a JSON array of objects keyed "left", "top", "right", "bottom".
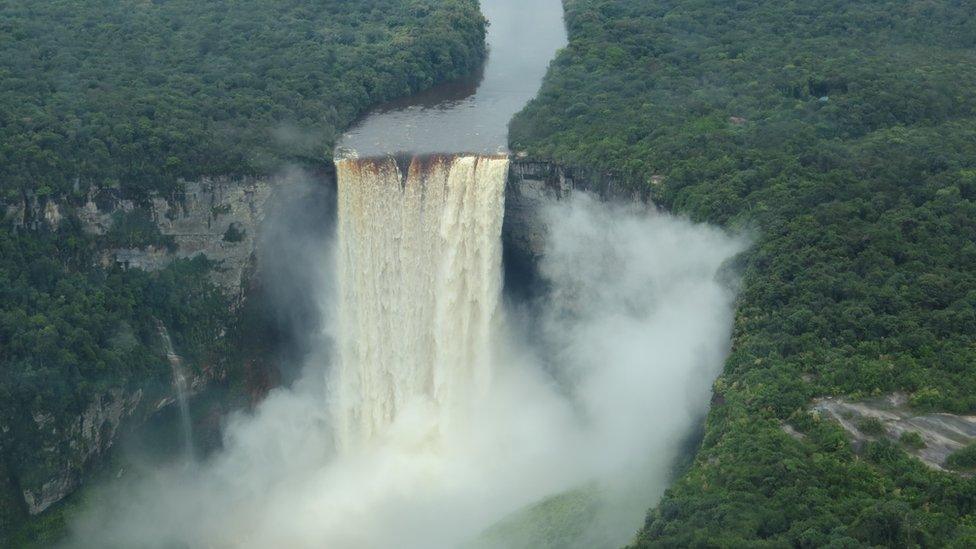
[{"left": 65, "top": 192, "right": 746, "bottom": 549}]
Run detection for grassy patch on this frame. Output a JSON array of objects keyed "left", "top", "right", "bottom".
[
  {"left": 946, "top": 443, "right": 976, "bottom": 471},
  {"left": 899, "top": 431, "right": 926, "bottom": 450}
]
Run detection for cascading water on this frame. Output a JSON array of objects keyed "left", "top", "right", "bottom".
[
  {"left": 66, "top": 1, "right": 747, "bottom": 546},
  {"left": 333, "top": 154, "right": 509, "bottom": 448},
  {"left": 157, "top": 322, "right": 194, "bottom": 463}
]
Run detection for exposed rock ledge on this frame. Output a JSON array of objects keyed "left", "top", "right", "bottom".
[
  {"left": 3, "top": 173, "right": 324, "bottom": 302},
  {"left": 812, "top": 393, "right": 976, "bottom": 471},
  {"left": 20, "top": 388, "right": 142, "bottom": 515},
  {"left": 83, "top": 176, "right": 280, "bottom": 300}
]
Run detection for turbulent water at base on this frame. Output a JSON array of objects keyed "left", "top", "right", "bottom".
[{"left": 334, "top": 154, "right": 509, "bottom": 448}]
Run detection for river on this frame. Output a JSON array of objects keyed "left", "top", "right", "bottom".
[{"left": 336, "top": 0, "right": 567, "bottom": 157}]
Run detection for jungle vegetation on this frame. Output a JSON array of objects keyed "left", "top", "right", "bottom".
[
  {"left": 0, "top": 0, "right": 486, "bottom": 200},
  {"left": 0, "top": 0, "right": 486, "bottom": 543},
  {"left": 511, "top": 0, "right": 976, "bottom": 545}
]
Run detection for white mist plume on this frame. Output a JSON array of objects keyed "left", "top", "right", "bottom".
[{"left": 66, "top": 179, "right": 746, "bottom": 548}]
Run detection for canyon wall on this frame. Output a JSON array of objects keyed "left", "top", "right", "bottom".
[
  {"left": 0, "top": 157, "right": 638, "bottom": 526},
  {"left": 5, "top": 175, "right": 292, "bottom": 299},
  {"left": 0, "top": 172, "right": 329, "bottom": 520},
  {"left": 503, "top": 160, "right": 650, "bottom": 296}
]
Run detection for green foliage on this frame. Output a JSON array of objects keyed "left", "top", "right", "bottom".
[
  {"left": 0, "top": 0, "right": 486, "bottom": 200},
  {"left": 512, "top": 0, "right": 976, "bottom": 545},
  {"left": 0, "top": 221, "right": 229, "bottom": 405},
  {"left": 858, "top": 417, "right": 885, "bottom": 437},
  {"left": 222, "top": 222, "right": 246, "bottom": 243},
  {"left": 900, "top": 431, "right": 926, "bottom": 450},
  {"left": 946, "top": 444, "right": 976, "bottom": 472},
  {"left": 103, "top": 209, "right": 175, "bottom": 250},
  {"left": 471, "top": 487, "right": 602, "bottom": 549}
]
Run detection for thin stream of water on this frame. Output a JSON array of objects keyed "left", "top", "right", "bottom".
[{"left": 157, "top": 322, "right": 194, "bottom": 463}]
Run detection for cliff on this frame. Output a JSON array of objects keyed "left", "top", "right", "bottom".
[
  {"left": 7, "top": 175, "right": 293, "bottom": 300},
  {"left": 0, "top": 157, "right": 629, "bottom": 528},
  {"left": 502, "top": 159, "right": 650, "bottom": 296},
  {"left": 0, "top": 172, "right": 326, "bottom": 522}
]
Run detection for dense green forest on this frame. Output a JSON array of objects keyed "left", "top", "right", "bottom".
[
  {"left": 0, "top": 0, "right": 485, "bottom": 200},
  {"left": 0, "top": 0, "right": 486, "bottom": 543},
  {"left": 511, "top": 0, "right": 976, "bottom": 545},
  {"left": 0, "top": 225, "right": 232, "bottom": 542}
]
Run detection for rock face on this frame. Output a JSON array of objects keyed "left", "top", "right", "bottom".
[
  {"left": 19, "top": 388, "right": 143, "bottom": 515},
  {"left": 1, "top": 338, "right": 228, "bottom": 521},
  {"left": 813, "top": 393, "right": 976, "bottom": 471},
  {"left": 0, "top": 172, "right": 326, "bottom": 523},
  {"left": 5, "top": 175, "right": 297, "bottom": 300},
  {"left": 84, "top": 176, "right": 282, "bottom": 300},
  {"left": 502, "top": 160, "right": 648, "bottom": 296}
]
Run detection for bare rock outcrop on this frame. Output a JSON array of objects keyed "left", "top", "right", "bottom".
[{"left": 813, "top": 393, "right": 976, "bottom": 471}]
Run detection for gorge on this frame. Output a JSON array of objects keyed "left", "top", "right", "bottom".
[
  {"left": 5, "top": 0, "right": 976, "bottom": 545},
  {"left": 66, "top": 158, "right": 744, "bottom": 547},
  {"left": 28, "top": 0, "right": 745, "bottom": 546}
]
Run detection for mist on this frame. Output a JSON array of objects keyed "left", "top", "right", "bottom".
[
  {"left": 250, "top": 166, "right": 336, "bottom": 384},
  {"left": 64, "top": 191, "right": 746, "bottom": 549}
]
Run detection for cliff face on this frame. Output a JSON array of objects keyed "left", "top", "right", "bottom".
[
  {"left": 18, "top": 388, "right": 143, "bottom": 515},
  {"left": 0, "top": 173, "right": 318, "bottom": 520},
  {"left": 78, "top": 176, "right": 281, "bottom": 299},
  {"left": 502, "top": 160, "right": 649, "bottom": 296},
  {"left": 0, "top": 159, "right": 629, "bottom": 525},
  {"left": 6, "top": 177, "right": 277, "bottom": 299}
]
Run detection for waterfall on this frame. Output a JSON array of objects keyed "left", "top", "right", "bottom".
[
  {"left": 157, "top": 321, "right": 194, "bottom": 463},
  {"left": 333, "top": 154, "right": 509, "bottom": 449}
]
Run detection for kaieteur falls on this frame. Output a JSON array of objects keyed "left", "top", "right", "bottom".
[
  {"left": 66, "top": 0, "right": 747, "bottom": 547},
  {"left": 333, "top": 155, "right": 508, "bottom": 449}
]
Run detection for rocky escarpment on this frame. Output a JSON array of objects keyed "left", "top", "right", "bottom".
[
  {"left": 6, "top": 175, "right": 293, "bottom": 301},
  {"left": 18, "top": 388, "right": 144, "bottom": 515},
  {"left": 1, "top": 172, "right": 329, "bottom": 520}
]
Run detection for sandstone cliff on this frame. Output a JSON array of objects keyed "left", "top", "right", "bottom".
[{"left": 0, "top": 172, "right": 318, "bottom": 518}]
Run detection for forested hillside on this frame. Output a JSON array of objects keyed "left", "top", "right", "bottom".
[
  {"left": 0, "top": 0, "right": 485, "bottom": 199},
  {"left": 0, "top": 0, "right": 485, "bottom": 543},
  {"left": 511, "top": 0, "right": 976, "bottom": 545}
]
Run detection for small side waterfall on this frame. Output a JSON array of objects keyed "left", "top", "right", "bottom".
[
  {"left": 156, "top": 321, "right": 194, "bottom": 463},
  {"left": 333, "top": 154, "right": 509, "bottom": 449}
]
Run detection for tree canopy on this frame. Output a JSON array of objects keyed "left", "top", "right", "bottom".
[
  {"left": 511, "top": 0, "right": 976, "bottom": 545},
  {"left": 0, "top": 0, "right": 486, "bottom": 542},
  {"left": 0, "top": 0, "right": 486, "bottom": 200}
]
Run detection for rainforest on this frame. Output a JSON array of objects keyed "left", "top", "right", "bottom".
[{"left": 2, "top": 0, "right": 976, "bottom": 547}]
